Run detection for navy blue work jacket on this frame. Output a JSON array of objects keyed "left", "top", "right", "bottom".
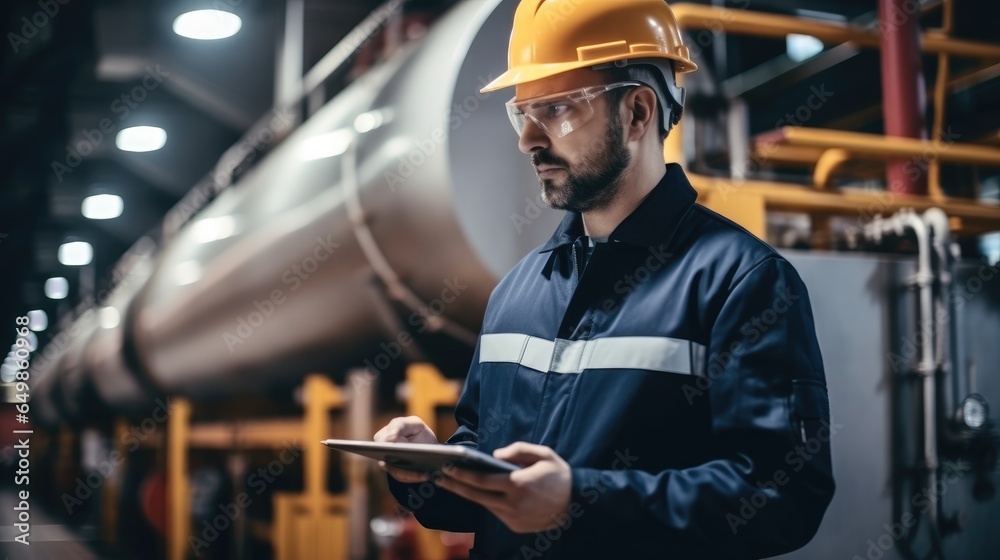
[{"left": 389, "top": 164, "right": 835, "bottom": 559}]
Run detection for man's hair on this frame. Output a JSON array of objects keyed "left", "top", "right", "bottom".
[{"left": 602, "top": 65, "right": 673, "bottom": 143}]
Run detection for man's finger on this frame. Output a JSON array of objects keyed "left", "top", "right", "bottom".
[
  {"left": 381, "top": 462, "right": 430, "bottom": 483},
  {"left": 442, "top": 464, "right": 512, "bottom": 492},
  {"left": 378, "top": 416, "right": 423, "bottom": 442},
  {"left": 493, "top": 441, "right": 555, "bottom": 466},
  {"left": 436, "top": 476, "right": 509, "bottom": 511}
]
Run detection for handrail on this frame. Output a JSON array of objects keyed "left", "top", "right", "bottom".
[
  {"left": 756, "top": 127, "right": 1000, "bottom": 167},
  {"left": 689, "top": 174, "right": 1000, "bottom": 237},
  {"left": 670, "top": 3, "right": 1000, "bottom": 60}
]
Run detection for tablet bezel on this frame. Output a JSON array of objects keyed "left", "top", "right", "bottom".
[{"left": 321, "top": 439, "right": 519, "bottom": 474}]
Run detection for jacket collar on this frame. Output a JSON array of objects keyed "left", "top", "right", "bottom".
[{"left": 538, "top": 163, "right": 698, "bottom": 253}]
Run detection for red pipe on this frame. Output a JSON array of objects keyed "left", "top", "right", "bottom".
[{"left": 879, "top": 0, "right": 928, "bottom": 195}]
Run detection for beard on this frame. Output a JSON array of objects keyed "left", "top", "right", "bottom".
[{"left": 532, "top": 112, "right": 631, "bottom": 213}]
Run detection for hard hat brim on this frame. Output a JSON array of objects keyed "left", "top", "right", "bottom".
[{"left": 480, "top": 54, "right": 697, "bottom": 94}]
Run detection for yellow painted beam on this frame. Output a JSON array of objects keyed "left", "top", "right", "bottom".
[
  {"left": 688, "top": 174, "right": 1000, "bottom": 236},
  {"left": 671, "top": 3, "right": 1000, "bottom": 60},
  {"left": 167, "top": 399, "right": 191, "bottom": 560},
  {"left": 757, "top": 127, "right": 1000, "bottom": 166}
]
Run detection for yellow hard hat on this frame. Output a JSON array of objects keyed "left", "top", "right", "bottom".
[{"left": 480, "top": 0, "right": 697, "bottom": 94}]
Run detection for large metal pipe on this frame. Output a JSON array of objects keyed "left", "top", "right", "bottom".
[
  {"left": 76, "top": 0, "right": 553, "bottom": 401},
  {"left": 879, "top": 0, "right": 928, "bottom": 195}
]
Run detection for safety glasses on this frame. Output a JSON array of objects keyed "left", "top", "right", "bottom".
[{"left": 505, "top": 81, "right": 641, "bottom": 138}]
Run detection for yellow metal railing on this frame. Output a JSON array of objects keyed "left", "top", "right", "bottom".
[{"left": 665, "top": 2, "right": 1000, "bottom": 242}]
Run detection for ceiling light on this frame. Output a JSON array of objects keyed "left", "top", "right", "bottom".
[
  {"left": 99, "top": 307, "right": 121, "bottom": 329},
  {"left": 173, "top": 10, "right": 242, "bottom": 40},
  {"left": 787, "top": 34, "right": 824, "bottom": 62},
  {"left": 27, "top": 310, "right": 48, "bottom": 332},
  {"left": 45, "top": 277, "right": 70, "bottom": 299},
  {"left": 82, "top": 194, "right": 124, "bottom": 220},
  {"left": 0, "top": 363, "right": 15, "bottom": 383},
  {"left": 116, "top": 126, "right": 167, "bottom": 152},
  {"left": 58, "top": 241, "right": 93, "bottom": 266}
]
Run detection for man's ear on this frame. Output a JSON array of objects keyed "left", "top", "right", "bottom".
[{"left": 625, "top": 86, "right": 658, "bottom": 141}]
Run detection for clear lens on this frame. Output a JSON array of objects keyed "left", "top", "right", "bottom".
[{"left": 506, "top": 82, "right": 640, "bottom": 138}]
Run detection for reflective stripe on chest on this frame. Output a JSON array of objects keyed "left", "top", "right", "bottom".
[{"left": 479, "top": 333, "right": 704, "bottom": 375}]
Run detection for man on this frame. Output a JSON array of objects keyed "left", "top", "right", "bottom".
[{"left": 374, "top": 0, "right": 835, "bottom": 558}]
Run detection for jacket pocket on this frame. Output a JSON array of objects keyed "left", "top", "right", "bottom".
[{"left": 791, "top": 378, "right": 831, "bottom": 443}]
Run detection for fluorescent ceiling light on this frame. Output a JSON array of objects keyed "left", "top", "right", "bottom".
[
  {"left": 787, "top": 34, "right": 824, "bottom": 62},
  {"left": 116, "top": 126, "right": 167, "bottom": 152},
  {"left": 82, "top": 194, "right": 124, "bottom": 220},
  {"left": 45, "top": 277, "right": 70, "bottom": 299},
  {"left": 299, "top": 129, "right": 355, "bottom": 161},
  {"left": 794, "top": 8, "right": 845, "bottom": 22},
  {"left": 99, "top": 307, "right": 121, "bottom": 329},
  {"left": 58, "top": 241, "right": 93, "bottom": 266},
  {"left": 192, "top": 216, "right": 237, "bottom": 243},
  {"left": 173, "top": 10, "right": 242, "bottom": 40},
  {"left": 28, "top": 310, "right": 48, "bottom": 332}
]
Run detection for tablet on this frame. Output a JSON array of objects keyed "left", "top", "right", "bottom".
[{"left": 322, "top": 439, "right": 519, "bottom": 474}]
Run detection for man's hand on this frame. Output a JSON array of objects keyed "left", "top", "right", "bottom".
[
  {"left": 436, "top": 442, "right": 571, "bottom": 534},
  {"left": 373, "top": 416, "right": 438, "bottom": 483}
]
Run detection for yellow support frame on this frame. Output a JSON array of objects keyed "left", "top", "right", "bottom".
[
  {"left": 405, "top": 363, "right": 462, "bottom": 560},
  {"left": 167, "top": 375, "right": 356, "bottom": 560},
  {"left": 664, "top": 4, "right": 1000, "bottom": 240}
]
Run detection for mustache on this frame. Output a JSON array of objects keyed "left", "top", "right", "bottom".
[{"left": 531, "top": 150, "right": 567, "bottom": 168}]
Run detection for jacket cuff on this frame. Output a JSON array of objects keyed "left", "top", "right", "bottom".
[{"left": 568, "top": 467, "right": 612, "bottom": 529}]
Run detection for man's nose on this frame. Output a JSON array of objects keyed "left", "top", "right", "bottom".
[{"left": 517, "top": 118, "right": 550, "bottom": 155}]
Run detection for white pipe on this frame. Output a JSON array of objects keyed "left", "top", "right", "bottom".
[
  {"left": 923, "top": 208, "right": 960, "bottom": 413},
  {"left": 865, "top": 210, "right": 938, "bottom": 525}
]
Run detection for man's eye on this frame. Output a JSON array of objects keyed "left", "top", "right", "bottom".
[{"left": 544, "top": 104, "right": 569, "bottom": 118}]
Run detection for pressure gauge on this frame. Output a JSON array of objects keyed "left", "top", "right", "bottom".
[{"left": 960, "top": 394, "right": 990, "bottom": 430}]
